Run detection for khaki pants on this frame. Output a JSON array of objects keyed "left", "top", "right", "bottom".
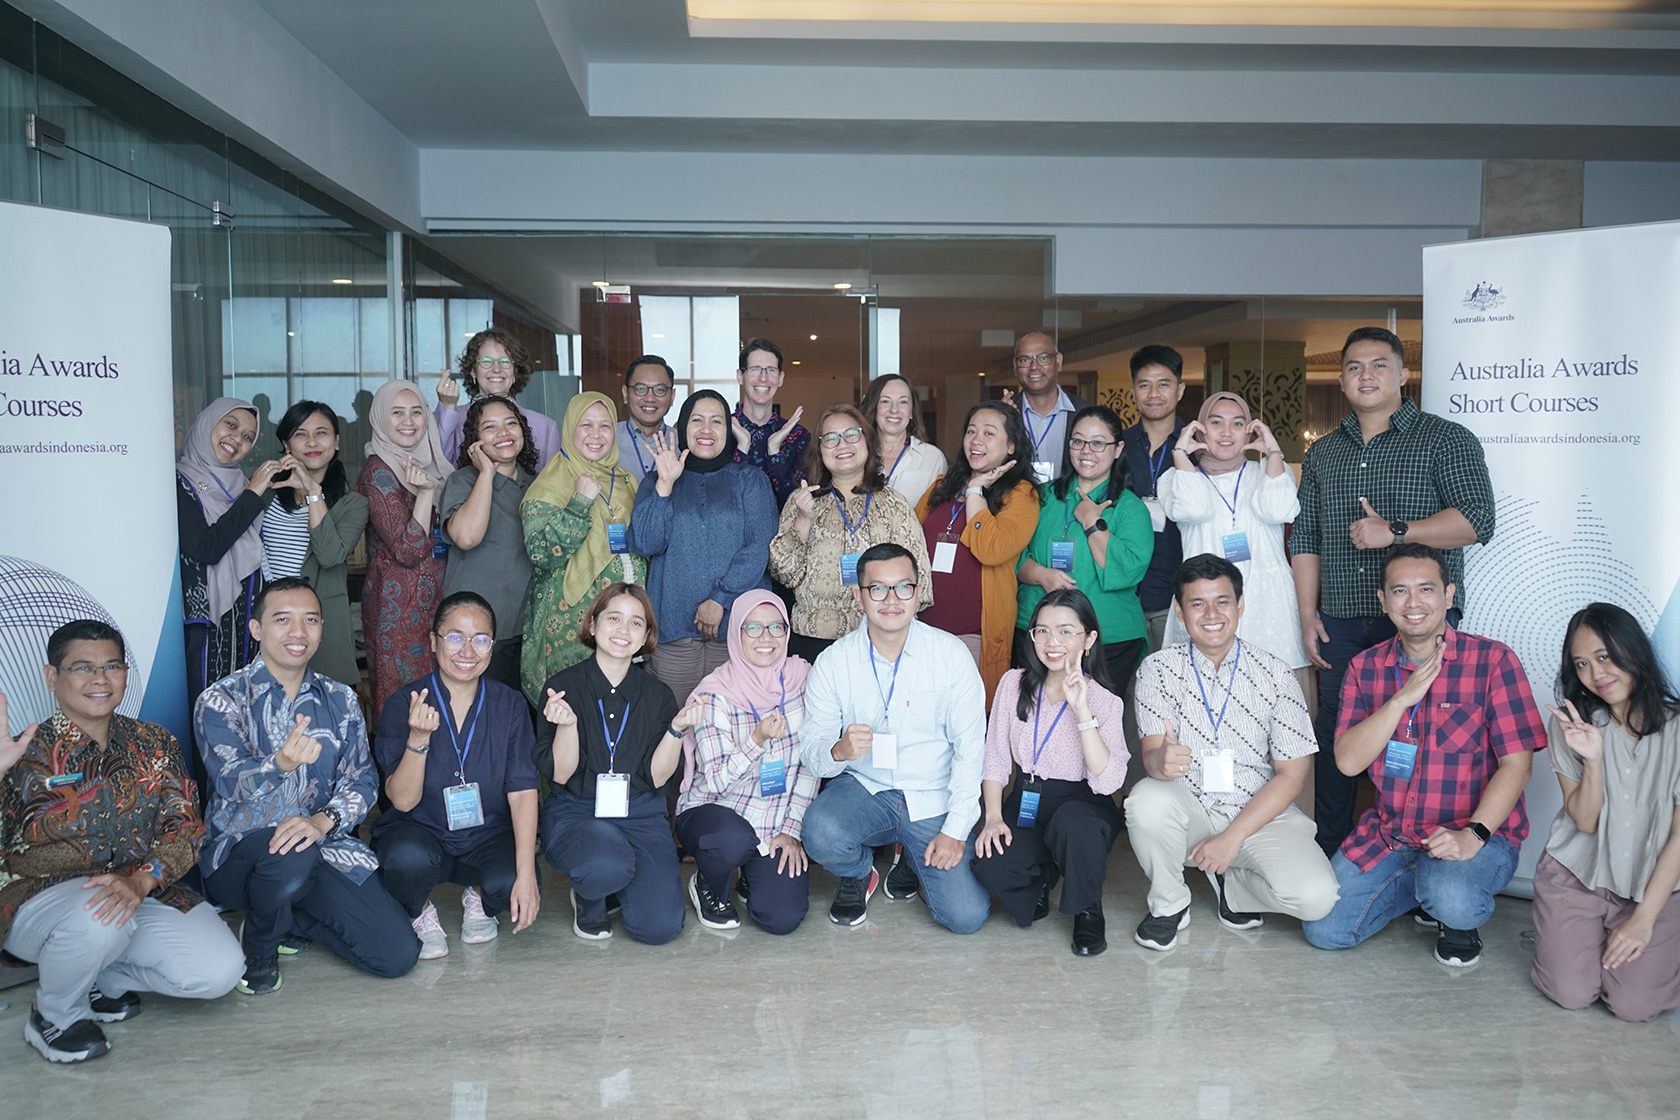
[{"left": 1124, "top": 778, "right": 1339, "bottom": 920}]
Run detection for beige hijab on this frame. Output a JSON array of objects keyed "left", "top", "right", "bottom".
[{"left": 364, "top": 379, "right": 453, "bottom": 495}]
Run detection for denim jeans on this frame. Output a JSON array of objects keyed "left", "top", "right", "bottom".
[
  {"left": 1302, "top": 834, "right": 1519, "bottom": 949},
  {"left": 801, "top": 774, "right": 991, "bottom": 934}
]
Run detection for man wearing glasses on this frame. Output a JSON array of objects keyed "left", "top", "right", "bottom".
[
  {"left": 1, "top": 622, "right": 244, "bottom": 1063},
  {"left": 799, "top": 543, "right": 991, "bottom": 933},
  {"left": 616, "top": 354, "right": 678, "bottom": 486},
  {"left": 732, "top": 337, "right": 810, "bottom": 507},
  {"left": 1009, "top": 330, "right": 1091, "bottom": 485}
]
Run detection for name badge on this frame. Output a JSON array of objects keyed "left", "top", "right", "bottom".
[
  {"left": 1201, "top": 750, "right": 1236, "bottom": 793},
  {"left": 758, "top": 757, "right": 787, "bottom": 796},
  {"left": 1143, "top": 496, "right": 1167, "bottom": 533},
  {"left": 1221, "top": 531, "right": 1251, "bottom": 563},
  {"left": 45, "top": 772, "right": 84, "bottom": 789},
  {"left": 595, "top": 772, "right": 630, "bottom": 818},
  {"left": 1017, "top": 789, "right": 1041, "bottom": 829},
  {"left": 1032, "top": 460, "right": 1055, "bottom": 484},
  {"left": 443, "top": 782, "right": 485, "bottom": 831},
  {"left": 839, "top": 553, "right": 861, "bottom": 586},
  {"left": 1383, "top": 739, "right": 1418, "bottom": 781},
  {"left": 606, "top": 523, "right": 628, "bottom": 554},
  {"left": 432, "top": 527, "right": 450, "bottom": 560},
  {"left": 1050, "top": 540, "right": 1076, "bottom": 572},
  {"left": 932, "top": 541, "right": 958, "bottom": 574},
  {"left": 870, "top": 732, "right": 899, "bottom": 770}
]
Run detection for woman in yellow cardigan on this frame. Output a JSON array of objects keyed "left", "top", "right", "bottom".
[{"left": 916, "top": 400, "right": 1041, "bottom": 709}]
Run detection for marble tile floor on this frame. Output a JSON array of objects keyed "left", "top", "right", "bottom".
[{"left": 3, "top": 848, "right": 1676, "bottom": 1120}]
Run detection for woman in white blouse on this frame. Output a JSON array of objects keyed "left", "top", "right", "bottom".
[
  {"left": 861, "top": 373, "right": 946, "bottom": 508},
  {"left": 1157, "top": 392, "right": 1307, "bottom": 675}
]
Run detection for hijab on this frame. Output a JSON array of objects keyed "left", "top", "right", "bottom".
[
  {"left": 678, "top": 590, "right": 811, "bottom": 793},
  {"left": 364, "top": 379, "right": 453, "bottom": 496},
  {"left": 674, "top": 389, "right": 733, "bottom": 475},
  {"left": 1195, "top": 391, "right": 1253, "bottom": 476},
  {"left": 175, "top": 397, "right": 264, "bottom": 621},
  {"left": 522, "top": 392, "right": 637, "bottom": 608}
]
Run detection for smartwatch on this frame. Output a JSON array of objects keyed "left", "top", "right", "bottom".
[
  {"left": 1388, "top": 519, "right": 1408, "bottom": 545},
  {"left": 1084, "top": 518, "right": 1109, "bottom": 536},
  {"left": 1467, "top": 821, "right": 1492, "bottom": 844}
]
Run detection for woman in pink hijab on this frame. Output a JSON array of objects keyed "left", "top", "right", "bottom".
[{"left": 673, "top": 590, "right": 817, "bottom": 935}]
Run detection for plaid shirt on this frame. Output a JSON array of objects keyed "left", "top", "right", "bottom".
[
  {"left": 1336, "top": 626, "right": 1544, "bottom": 871},
  {"left": 1289, "top": 399, "right": 1493, "bottom": 617},
  {"left": 676, "top": 692, "right": 819, "bottom": 847}
]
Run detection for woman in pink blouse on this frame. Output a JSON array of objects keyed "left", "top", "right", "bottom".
[{"left": 973, "top": 589, "right": 1129, "bottom": 956}]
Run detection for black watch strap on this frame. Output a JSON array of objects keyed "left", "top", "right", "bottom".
[
  {"left": 1467, "top": 821, "right": 1492, "bottom": 843},
  {"left": 1084, "top": 518, "right": 1108, "bottom": 536}
]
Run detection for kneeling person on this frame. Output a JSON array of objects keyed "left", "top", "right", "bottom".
[
  {"left": 1127, "top": 555, "right": 1337, "bottom": 950},
  {"left": 1, "top": 623, "right": 244, "bottom": 1064}
]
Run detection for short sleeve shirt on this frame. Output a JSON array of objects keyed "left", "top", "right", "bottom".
[
  {"left": 536, "top": 659, "right": 679, "bottom": 800},
  {"left": 1545, "top": 714, "right": 1680, "bottom": 902}
]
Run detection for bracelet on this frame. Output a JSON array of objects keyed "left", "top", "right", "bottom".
[
  {"left": 405, "top": 743, "right": 430, "bottom": 755},
  {"left": 1076, "top": 717, "right": 1100, "bottom": 732},
  {"left": 305, "top": 492, "right": 325, "bottom": 505},
  {"left": 1265, "top": 450, "right": 1285, "bottom": 459},
  {"left": 321, "top": 805, "right": 344, "bottom": 834}
]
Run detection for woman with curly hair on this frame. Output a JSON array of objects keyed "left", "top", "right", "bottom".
[{"left": 433, "top": 327, "right": 561, "bottom": 470}]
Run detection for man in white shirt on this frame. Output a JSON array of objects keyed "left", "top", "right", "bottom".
[
  {"left": 800, "top": 543, "right": 991, "bottom": 933},
  {"left": 616, "top": 355, "right": 678, "bottom": 486}
]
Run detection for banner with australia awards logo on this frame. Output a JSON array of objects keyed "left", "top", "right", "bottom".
[{"left": 1423, "top": 220, "right": 1680, "bottom": 891}]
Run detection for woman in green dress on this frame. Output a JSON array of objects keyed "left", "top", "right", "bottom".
[{"left": 520, "top": 391, "right": 645, "bottom": 705}]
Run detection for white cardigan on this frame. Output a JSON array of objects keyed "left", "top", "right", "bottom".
[{"left": 884, "top": 437, "right": 948, "bottom": 510}]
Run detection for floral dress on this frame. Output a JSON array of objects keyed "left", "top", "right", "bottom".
[{"left": 356, "top": 454, "right": 445, "bottom": 721}]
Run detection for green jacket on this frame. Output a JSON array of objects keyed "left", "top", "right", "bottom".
[
  {"left": 1015, "top": 481, "right": 1154, "bottom": 643},
  {"left": 299, "top": 490, "right": 369, "bottom": 688}
]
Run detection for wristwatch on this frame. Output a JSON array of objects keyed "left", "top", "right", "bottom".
[
  {"left": 1467, "top": 821, "right": 1492, "bottom": 844},
  {"left": 1085, "top": 518, "right": 1109, "bottom": 536},
  {"left": 305, "top": 492, "right": 325, "bottom": 505},
  {"left": 1388, "top": 519, "right": 1408, "bottom": 545}
]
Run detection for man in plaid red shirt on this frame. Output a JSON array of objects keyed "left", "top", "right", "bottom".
[{"left": 1303, "top": 544, "right": 1543, "bottom": 966}]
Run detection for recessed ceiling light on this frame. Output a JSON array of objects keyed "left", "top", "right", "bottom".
[
  {"left": 592, "top": 280, "right": 611, "bottom": 288},
  {"left": 809, "top": 334, "right": 818, "bottom": 341},
  {"left": 651, "top": 333, "right": 665, "bottom": 339},
  {"left": 331, "top": 278, "right": 352, "bottom": 285},
  {"left": 791, "top": 360, "right": 801, "bottom": 365},
  {"left": 833, "top": 283, "right": 852, "bottom": 290}
]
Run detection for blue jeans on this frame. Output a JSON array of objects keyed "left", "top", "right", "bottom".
[
  {"left": 1302, "top": 835, "right": 1518, "bottom": 949},
  {"left": 801, "top": 774, "right": 991, "bottom": 935}
]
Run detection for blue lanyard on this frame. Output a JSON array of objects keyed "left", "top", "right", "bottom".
[
  {"left": 1392, "top": 663, "right": 1423, "bottom": 741},
  {"left": 213, "top": 475, "right": 240, "bottom": 504},
  {"left": 1029, "top": 685, "right": 1069, "bottom": 776},
  {"left": 834, "top": 490, "right": 873, "bottom": 542},
  {"left": 1146, "top": 440, "right": 1172, "bottom": 493},
  {"left": 1190, "top": 641, "right": 1242, "bottom": 744},
  {"left": 868, "top": 646, "right": 904, "bottom": 727},
  {"left": 429, "top": 674, "right": 484, "bottom": 782},
  {"left": 885, "top": 441, "right": 909, "bottom": 483},
  {"left": 624, "top": 421, "right": 652, "bottom": 476},
  {"left": 1061, "top": 481, "right": 1108, "bottom": 538},
  {"left": 561, "top": 449, "right": 616, "bottom": 507},
  {"left": 747, "top": 671, "right": 787, "bottom": 724},
  {"left": 943, "top": 500, "right": 967, "bottom": 536},
  {"left": 597, "top": 698, "right": 632, "bottom": 774},
  {"left": 1023, "top": 407, "right": 1055, "bottom": 456},
  {"left": 1196, "top": 461, "right": 1244, "bottom": 525}
]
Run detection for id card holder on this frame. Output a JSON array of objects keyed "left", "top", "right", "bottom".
[
  {"left": 1383, "top": 739, "right": 1418, "bottom": 781},
  {"left": 1221, "top": 531, "right": 1251, "bottom": 563},
  {"left": 1016, "top": 775, "right": 1042, "bottom": 829},
  {"left": 45, "top": 772, "right": 84, "bottom": 789},
  {"left": 594, "top": 772, "right": 630, "bottom": 818},
  {"left": 870, "top": 732, "right": 899, "bottom": 770},
  {"left": 758, "top": 757, "right": 788, "bottom": 796},
  {"left": 1201, "top": 750, "right": 1236, "bottom": 793},
  {"left": 1050, "top": 540, "right": 1076, "bottom": 572},
  {"left": 839, "top": 553, "right": 861, "bottom": 586},
  {"left": 443, "top": 782, "right": 485, "bottom": 830},
  {"left": 1144, "top": 497, "right": 1167, "bottom": 533},
  {"left": 932, "top": 541, "right": 958, "bottom": 574},
  {"left": 432, "top": 526, "right": 450, "bottom": 560},
  {"left": 1033, "top": 460, "right": 1055, "bottom": 484},
  {"left": 606, "top": 522, "right": 629, "bottom": 554}
]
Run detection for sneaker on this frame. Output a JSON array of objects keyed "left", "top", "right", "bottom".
[
  {"left": 236, "top": 952, "right": 281, "bottom": 996},
  {"left": 1033, "top": 881, "right": 1052, "bottom": 923},
  {"left": 1412, "top": 907, "right": 1435, "bottom": 927},
  {"left": 688, "top": 872, "right": 741, "bottom": 930},
  {"left": 460, "top": 887, "right": 499, "bottom": 944},
  {"left": 734, "top": 873, "right": 751, "bottom": 903},
  {"left": 829, "top": 868, "right": 880, "bottom": 926},
  {"left": 412, "top": 901, "right": 449, "bottom": 960},
  {"left": 24, "top": 1008, "right": 109, "bottom": 1063},
  {"left": 278, "top": 934, "right": 314, "bottom": 955},
  {"left": 1133, "top": 905, "right": 1191, "bottom": 951},
  {"left": 605, "top": 893, "right": 623, "bottom": 916},
  {"left": 1072, "top": 905, "right": 1108, "bottom": 957},
  {"left": 571, "top": 888, "right": 612, "bottom": 941},
  {"left": 87, "top": 986, "right": 142, "bottom": 1023},
  {"left": 1205, "top": 871, "right": 1264, "bottom": 931},
  {"left": 883, "top": 847, "right": 920, "bottom": 901},
  {"left": 1434, "top": 925, "right": 1483, "bottom": 967}
]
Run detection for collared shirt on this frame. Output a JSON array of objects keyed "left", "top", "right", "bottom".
[
  {"left": 768, "top": 484, "right": 932, "bottom": 639},
  {"left": 1, "top": 713, "right": 205, "bottom": 943},
  {"left": 536, "top": 658, "right": 680, "bottom": 801},
  {"left": 1545, "top": 713, "right": 1680, "bottom": 902},
  {"left": 195, "top": 657, "right": 379, "bottom": 881},
  {"left": 1121, "top": 418, "right": 1185, "bottom": 613},
  {"left": 1016, "top": 388, "right": 1077, "bottom": 482},
  {"left": 440, "top": 465, "right": 536, "bottom": 639},
  {"left": 800, "top": 621, "right": 988, "bottom": 840},
  {"left": 1336, "top": 626, "right": 1544, "bottom": 871},
  {"left": 677, "top": 691, "right": 820, "bottom": 848},
  {"left": 617, "top": 419, "right": 674, "bottom": 487},
  {"left": 1289, "top": 397, "right": 1494, "bottom": 618},
  {"left": 732, "top": 405, "right": 811, "bottom": 507},
  {"left": 1014, "top": 481, "right": 1153, "bottom": 643},
  {"left": 983, "top": 669, "right": 1128, "bottom": 794},
  {"left": 1134, "top": 640, "right": 1317, "bottom": 812}
]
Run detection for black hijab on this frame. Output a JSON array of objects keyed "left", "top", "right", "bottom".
[{"left": 675, "top": 389, "right": 734, "bottom": 475}]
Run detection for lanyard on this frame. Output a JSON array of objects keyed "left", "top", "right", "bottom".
[
  {"left": 747, "top": 672, "right": 787, "bottom": 724},
  {"left": 885, "top": 441, "right": 909, "bottom": 483},
  {"left": 943, "top": 500, "right": 967, "bottom": 536},
  {"left": 1196, "top": 461, "right": 1244, "bottom": 525},
  {"left": 1029, "top": 685, "right": 1069, "bottom": 777},
  {"left": 1061, "top": 481, "right": 1108, "bottom": 538},
  {"left": 597, "top": 698, "right": 632, "bottom": 774},
  {"left": 1146, "top": 439, "right": 1172, "bottom": 493},
  {"left": 1023, "top": 407, "right": 1055, "bottom": 457},
  {"left": 1392, "top": 664, "right": 1423, "bottom": 742},
  {"left": 1190, "top": 640, "right": 1242, "bottom": 745},
  {"left": 834, "top": 490, "right": 873, "bottom": 542},
  {"left": 868, "top": 646, "right": 904, "bottom": 727},
  {"left": 429, "top": 674, "right": 484, "bottom": 782},
  {"left": 560, "top": 449, "right": 616, "bottom": 508},
  {"left": 213, "top": 475, "right": 241, "bottom": 504},
  {"left": 624, "top": 421, "right": 652, "bottom": 476}
]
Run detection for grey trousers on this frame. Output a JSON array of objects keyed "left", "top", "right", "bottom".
[
  {"left": 649, "top": 636, "right": 731, "bottom": 708},
  {"left": 3, "top": 879, "right": 244, "bottom": 1030}
]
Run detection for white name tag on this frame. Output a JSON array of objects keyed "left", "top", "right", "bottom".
[
  {"left": 594, "top": 772, "right": 630, "bottom": 818},
  {"left": 870, "top": 732, "right": 899, "bottom": 770},
  {"left": 1033, "top": 460, "right": 1055, "bottom": 484},
  {"left": 1144, "top": 496, "right": 1167, "bottom": 533},
  {"left": 932, "top": 541, "right": 957, "bottom": 574},
  {"left": 1201, "top": 750, "right": 1236, "bottom": 794}
]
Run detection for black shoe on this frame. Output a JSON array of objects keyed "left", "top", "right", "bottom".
[
  {"left": 570, "top": 888, "right": 612, "bottom": 941},
  {"left": 1434, "top": 925, "right": 1483, "bottom": 967},
  {"left": 278, "top": 934, "right": 314, "bottom": 955},
  {"left": 883, "top": 848, "right": 920, "bottom": 901},
  {"left": 1205, "top": 871, "right": 1264, "bottom": 931},
  {"left": 237, "top": 952, "right": 282, "bottom": 995},
  {"left": 605, "top": 893, "right": 623, "bottom": 917},
  {"left": 829, "top": 869, "right": 880, "bottom": 926},
  {"left": 734, "top": 872, "right": 751, "bottom": 902},
  {"left": 1032, "top": 881, "right": 1051, "bottom": 923},
  {"left": 24, "top": 1008, "right": 109, "bottom": 1063},
  {"left": 1412, "top": 906, "right": 1436, "bottom": 927},
  {"left": 1072, "top": 906, "right": 1108, "bottom": 956},
  {"left": 87, "top": 986, "right": 142, "bottom": 1022},
  {"left": 688, "top": 872, "right": 741, "bottom": 930},
  {"left": 1133, "top": 905, "right": 1191, "bottom": 951}
]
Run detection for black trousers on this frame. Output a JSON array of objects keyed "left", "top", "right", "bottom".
[
  {"left": 675, "top": 803, "right": 810, "bottom": 936},
  {"left": 971, "top": 778, "right": 1123, "bottom": 927},
  {"left": 204, "top": 828, "right": 419, "bottom": 978},
  {"left": 375, "top": 822, "right": 522, "bottom": 918}
]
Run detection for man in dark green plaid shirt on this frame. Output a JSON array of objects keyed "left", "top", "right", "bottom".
[{"left": 1288, "top": 327, "right": 1494, "bottom": 855}]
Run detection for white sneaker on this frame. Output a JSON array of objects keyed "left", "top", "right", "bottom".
[
  {"left": 412, "top": 901, "right": 449, "bottom": 959},
  {"left": 460, "top": 887, "right": 499, "bottom": 944}
]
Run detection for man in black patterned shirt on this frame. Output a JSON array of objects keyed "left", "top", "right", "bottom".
[{"left": 1289, "top": 327, "right": 1494, "bottom": 855}]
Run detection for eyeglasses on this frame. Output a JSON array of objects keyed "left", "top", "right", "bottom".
[
  {"left": 439, "top": 632, "right": 495, "bottom": 653},
  {"left": 1029, "top": 625, "right": 1085, "bottom": 646},
  {"left": 1013, "top": 353, "right": 1056, "bottom": 368},
  {"left": 741, "top": 621, "right": 789, "bottom": 638},
  {"left": 819, "top": 427, "right": 865, "bottom": 448},
  {"left": 743, "top": 365, "right": 781, "bottom": 377},
  {"left": 1067, "top": 437, "right": 1116, "bottom": 453},
  {"left": 629, "top": 383, "right": 672, "bottom": 398},
  {"left": 57, "top": 661, "right": 128, "bottom": 679},
  {"left": 864, "top": 581, "right": 918, "bottom": 602},
  {"left": 475, "top": 357, "right": 514, "bottom": 371}
]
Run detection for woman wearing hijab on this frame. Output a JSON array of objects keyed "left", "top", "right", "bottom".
[
  {"left": 1157, "top": 391, "right": 1307, "bottom": 674},
  {"left": 357, "top": 379, "right": 456, "bottom": 719},
  {"left": 177, "top": 397, "right": 288, "bottom": 708},
  {"left": 520, "top": 392, "right": 642, "bottom": 706},
  {"left": 629, "top": 389, "right": 779, "bottom": 707},
  {"left": 674, "top": 591, "right": 818, "bottom": 935}
]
